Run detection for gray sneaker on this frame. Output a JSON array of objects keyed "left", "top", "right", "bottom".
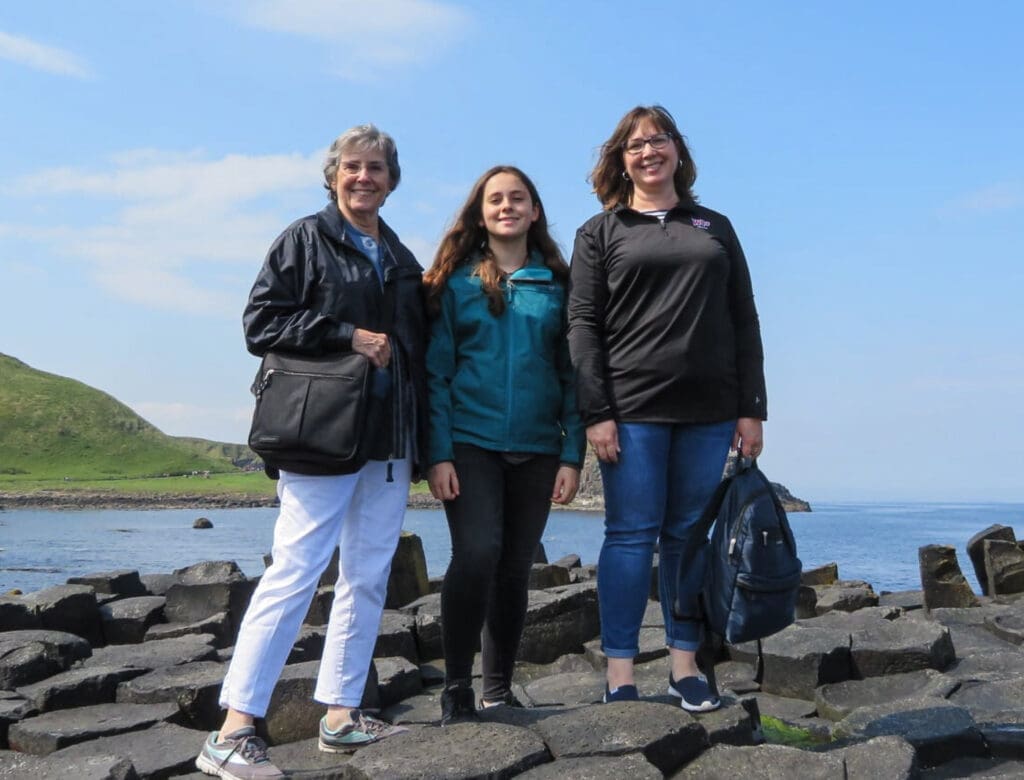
[
  {"left": 318, "top": 709, "right": 408, "bottom": 752},
  {"left": 195, "top": 726, "right": 284, "bottom": 779}
]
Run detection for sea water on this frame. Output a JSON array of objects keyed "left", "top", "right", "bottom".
[{"left": 1, "top": 503, "right": 1022, "bottom": 596}]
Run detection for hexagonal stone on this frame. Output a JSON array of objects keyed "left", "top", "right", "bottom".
[
  {"left": 0, "top": 750, "right": 137, "bottom": 779},
  {"left": 968, "top": 524, "right": 1017, "bottom": 596},
  {"left": 385, "top": 532, "right": 429, "bottom": 610},
  {"left": 99, "top": 596, "right": 166, "bottom": 645},
  {"left": 945, "top": 649, "right": 1024, "bottom": 682},
  {"left": 0, "top": 596, "right": 40, "bottom": 631},
  {"left": 920, "top": 545, "right": 980, "bottom": 610},
  {"left": 518, "top": 584, "right": 600, "bottom": 664},
  {"left": 528, "top": 564, "right": 571, "bottom": 590},
  {"left": 376, "top": 656, "right": 422, "bottom": 709},
  {"left": 985, "top": 539, "right": 1024, "bottom": 596},
  {"left": 833, "top": 697, "right": 986, "bottom": 766},
  {"left": 848, "top": 617, "right": 955, "bottom": 677},
  {"left": 115, "top": 660, "right": 225, "bottom": 730},
  {"left": 675, "top": 743, "right": 845, "bottom": 778},
  {"left": 144, "top": 611, "right": 231, "bottom": 648},
  {"left": 48, "top": 721, "right": 207, "bottom": 778},
  {"left": 403, "top": 593, "right": 443, "bottom": 661},
  {"left": 8, "top": 701, "right": 180, "bottom": 755},
  {"left": 0, "top": 630, "right": 92, "bottom": 689},
  {"left": 756, "top": 625, "right": 852, "bottom": 700},
  {"left": 523, "top": 671, "right": 605, "bottom": 707},
  {"left": 949, "top": 678, "right": 1024, "bottom": 722},
  {"left": 83, "top": 633, "right": 217, "bottom": 672},
  {"left": 801, "top": 563, "right": 839, "bottom": 586},
  {"left": 374, "top": 610, "right": 417, "bottom": 663},
  {"left": 878, "top": 590, "right": 925, "bottom": 611},
  {"left": 987, "top": 608, "right": 1024, "bottom": 646},
  {"left": 346, "top": 722, "right": 547, "bottom": 779},
  {"left": 813, "top": 582, "right": 879, "bottom": 615},
  {"left": 67, "top": 570, "right": 147, "bottom": 598},
  {"left": 0, "top": 695, "right": 36, "bottom": 750},
  {"left": 15, "top": 664, "right": 147, "bottom": 713},
  {"left": 531, "top": 701, "right": 707, "bottom": 774},
  {"left": 516, "top": 752, "right": 661, "bottom": 779},
  {"left": 815, "top": 669, "right": 959, "bottom": 721},
  {"left": 19, "top": 585, "right": 103, "bottom": 646},
  {"left": 583, "top": 627, "right": 667, "bottom": 670},
  {"left": 264, "top": 736, "right": 349, "bottom": 778},
  {"left": 839, "top": 735, "right": 917, "bottom": 779}
]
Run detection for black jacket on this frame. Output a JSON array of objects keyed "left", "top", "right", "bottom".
[
  {"left": 243, "top": 203, "right": 428, "bottom": 475},
  {"left": 567, "top": 201, "right": 766, "bottom": 427}
]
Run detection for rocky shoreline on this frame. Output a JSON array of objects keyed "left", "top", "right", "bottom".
[{"left": 2, "top": 523, "right": 1023, "bottom": 777}]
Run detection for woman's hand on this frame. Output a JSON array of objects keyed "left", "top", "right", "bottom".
[
  {"left": 733, "top": 418, "right": 764, "bottom": 458},
  {"left": 587, "top": 420, "right": 620, "bottom": 464},
  {"left": 428, "top": 461, "right": 459, "bottom": 501},
  {"left": 352, "top": 328, "right": 391, "bottom": 368},
  {"left": 551, "top": 466, "right": 580, "bottom": 505}
]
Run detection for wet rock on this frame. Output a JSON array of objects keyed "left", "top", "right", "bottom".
[
  {"left": 968, "top": 524, "right": 1017, "bottom": 596},
  {"left": 528, "top": 563, "right": 571, "bottom": 590},
  {"left": 948, "top": 678, "right": 1024, "bottom": 722},
  {"left": 347, "top": 722, "right": 548, "bottom": 779},
  {"left": 919, "top": 545, "right": 980, "bottom": 610},
  {"left": 0, "top": 630, "right": 92, "bottom": 689},
  {"left": 984, "top": 539, "right": 1024, "bottom": 596},
  {"left": 376, "top": 656, "right": 422, "bottom": 709},
  {"left": 163, "top": 564, "right": 257, "bottom": 639},
  {"left": 517, "top": 584, "right": 600, "bottom": 664},
  {"left": 531, "top": 701, "right": 707, "bottom": 774},
  {"left": 0, "top": 597, "right": 39, "bottom": 631},
  {"left": 385, "top": 532, "right": 429, "bottom": 609},
  {"left": 99, "top": 596, "right": 166, "bottom": 645},
  {"left": 15, "top": 665, "right": 146, "bottom": 713},
  {"left": 83, "top": 633, "right": 217, "bottom": 672},
  {"left": 517, "top": 752, "right": 661, "bottom": 779},
  {"left": 20, "top": 584, "right": 103, "bottom": 647},
  {"left": 801, "top": 562, "right": 839, "bottom": 586},
  {"left": 115, "top": 660, "right": 225, "bottom": 730},
  {"left": 815, "top": 669, "right": 959, "bottom": 721},
  {"left": 813, "top": 581, "right": 879, "bottom": 615},
  {"left": 48, "top": 721, "right": 206, "bottom": 778},
  {"left": 66, "top": 570, "right": 147, "bottom": 598},
  {"left": 7, "top": 701, "right": 180, "bottom": 755},
  {"left": 833, "top": 696, "right": 986, "bottom": 766},
  {"left": 0, "top": 750, "right": 138, "bottom": 779},
  {"left": 748, "top": 625, "right": 852, "bottom": 700},
  {"left": 848, "top": 617, "right": 955, "bottom": 677},
  {"left": 675, "top": 743, "right": 845, "bottom": 778},
  {"left": 839, "top": 735, "right": 918, "bottom": 779},
  {"left": 374, "top": 610, "right": 417, "bottom": 664},
  {"left": 192, "top": 517, "right": 213, "bottom": 529},
  {"left": 144, "top": 611, "right": 231, "bottom": 648}
]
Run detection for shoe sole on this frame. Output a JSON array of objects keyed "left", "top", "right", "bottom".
[
  {"left": 668, "top": 683, "right": 721, "bottom": 713},
  {"left": 195, "top": 753, "right": 245, "bottom": 779},
  {"left": 318, "top": 736, "right": 374, "bottom": 753}
]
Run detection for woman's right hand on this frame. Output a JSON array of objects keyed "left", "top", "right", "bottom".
[
  {"left": 352, "top": 328, "right": 391, "bottom": 368},
  {"left": 428, "top": 461, "right": 460, "bottom": 501},
  {"left": 587, "top": 420, "right": 620, "bottom": 464}
]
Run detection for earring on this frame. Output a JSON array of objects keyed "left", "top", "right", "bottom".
[
  {"left": 678, "top": 159, "right": 684, "bottom": 169},
  {"left": 621, "top": 171, "right": 630, "bottom": 181}
]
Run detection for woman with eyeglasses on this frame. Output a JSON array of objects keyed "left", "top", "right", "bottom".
[
  {"left": 424, "top": 166, "right": 585, "bottom": 724},
  {"left": 196, "top": 125, "right": 425, "bottom": 780},
  {"left": 567, "top": 105, "right": 767, "bottom": 712}
]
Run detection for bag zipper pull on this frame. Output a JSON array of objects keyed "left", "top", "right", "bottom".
[
  {"left": 728, "top": 538, "right": 737, "bottom": 556},
  {"left": 762, "top": 531, "right": 769, "bottom": 546},
  {"left": 386, "top": 460, "right": 394, "bottom": 483}
]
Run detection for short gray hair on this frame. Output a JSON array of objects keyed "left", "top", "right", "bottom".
[{"left": 323, "top": 124, "right": 401, "bottom": 201}]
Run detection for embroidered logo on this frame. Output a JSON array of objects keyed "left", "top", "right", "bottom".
[{"left": 691, "top": 218, "right": 711, "bottom": 230}]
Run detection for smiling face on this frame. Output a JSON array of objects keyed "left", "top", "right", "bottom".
[
  {"left": 334, "top": 147, "right": 392, "bottom": 224},
  {"left": 480, "top": 172, "right": 539, "bottom": 242},
  {"left": 622, "top": 117, "right": 680, "bottom": 201}
]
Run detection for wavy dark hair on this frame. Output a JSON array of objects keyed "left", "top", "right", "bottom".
[
  {"left": 424, "top": 166, "right": 567, "bottom": 317},
  {"left": 590, "top": 105, "right": 697, "bottom": 209}
]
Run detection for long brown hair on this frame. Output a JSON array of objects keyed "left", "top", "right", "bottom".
[
  {"left": 590, "top": 105, "right": 697, "bottom": 209},
  {"left": 424, "top": 165, "right": 567, "bottom": 317}
]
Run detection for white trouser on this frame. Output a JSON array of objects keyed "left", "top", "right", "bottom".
[{"left": 219, "top": 457, "right": 410, "bottom": 716}]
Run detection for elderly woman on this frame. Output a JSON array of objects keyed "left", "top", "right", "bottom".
[
  {"left": 568, "top": 105, "right": 766, "bottom": 712},
  {"left": 196, "top": 125, "right": 426, "bottom": 780}
]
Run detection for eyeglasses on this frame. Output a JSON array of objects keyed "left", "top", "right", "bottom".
[{"left": 623, "top": 132, "right": 673, "bottom": 155}]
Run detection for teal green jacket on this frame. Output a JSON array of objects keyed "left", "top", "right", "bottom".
[{"left": 426, "top": 253, "right": 586, "bottom": 468}]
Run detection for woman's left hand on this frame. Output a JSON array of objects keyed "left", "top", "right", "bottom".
[
  {"left": 733, "top": 418, "right": 764, "bottom": 458},
  {"left": 551, "top": 466, "right": 580, "bottom": 505}
]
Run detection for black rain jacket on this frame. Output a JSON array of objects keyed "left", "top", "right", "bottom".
[
  {"left": 243, "top": 203, "right": 428, "bottom": 476},
  {"left": 567, "top": 201, "right": 766, "bottom": 427}
]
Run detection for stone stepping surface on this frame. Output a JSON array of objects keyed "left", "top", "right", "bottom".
[{"left": 8, "top": 700, "right": 181, "bottom": 755}]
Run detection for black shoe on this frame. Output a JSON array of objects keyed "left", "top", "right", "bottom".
[
  {"left": 440, "top": 683, "right": 477, "bottom": 726},
  {"left": 480, "top": 690, "right": 524, "bottom": 709}
]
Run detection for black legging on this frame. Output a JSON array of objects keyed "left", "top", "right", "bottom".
[{"left": 440, "top": 443, "right": 559, "bottom": 700}]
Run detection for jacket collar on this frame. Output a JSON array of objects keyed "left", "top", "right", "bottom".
[
  {"left": 611, "top": 197, "right": 698, "bottom": 217},
  {"left": 316, "top": 203, "right": 400, "bottom": 250}
]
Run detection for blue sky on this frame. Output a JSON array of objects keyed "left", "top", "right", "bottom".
[{"left": 2, "top": 1, "right": 1022, "bottom": 502}]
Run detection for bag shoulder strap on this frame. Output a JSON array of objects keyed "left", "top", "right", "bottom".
[{"left": 676, "top": 468, "right": 735, "bottom": 573}]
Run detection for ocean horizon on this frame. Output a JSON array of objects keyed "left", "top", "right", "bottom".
[{"left": 2, "top": 501, "right": 1022, "bottom": 597}]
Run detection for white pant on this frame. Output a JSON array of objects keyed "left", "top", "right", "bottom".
[{"left": 219, "top": 457, "right": 410, "bottom": 716}]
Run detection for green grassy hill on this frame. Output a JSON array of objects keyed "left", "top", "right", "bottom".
[{"left": 0, "top": 353, "right": 249, "bottom": 483}]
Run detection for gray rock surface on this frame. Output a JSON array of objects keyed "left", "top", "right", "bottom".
[
  {"left": 375, "top": 656, "right": 422, "bottom": 709},
  {"left": 968, "top": 525, "right": 1017, "bottom": 597},
  {"left": 115, "top": 660, "right": 225, "bottom": 730},
  {"left": 7, "top": 701, "right": 180, "bottom": 755},
  {"left": 20, "top": 584, "right": 103, "bottom": 646},
  {"left": 674, "top": 743, "right": 846, "bottom": 778},
  {"left": 849, "top": 617, "right": 956, "bottom": 677},
  {"left": 840, "top": 735, "right": 919, "bottom": 779},
  {"left": 984, "top": 539, "right": 1024, "bottom": 596},
  {"left": 99, "top": 596, "right": 166, "bottom": 645},
  {"left": 385, "top": 531, "right": 430, "bottom": 609},
  {"left": 48, "top": 721, "right": 206, "bottom": 778},
  {"left": 67, "top": 570, "right": 147, "bottom": 598},
  {"left": 801, "top": 562, "right": 839, "bottom": 587},
  {"left": 517, "top": 752, "right": 661, "bottom": 779},
  {"left": 815, "top": 669, "right": 959, "bottom": 721},
  {"left": 15, "top": 664, "right": 146, "bottom": 713},
  {"left": 374, "top": 610, "right": 418, "bottom": 663},
  {"left": 143, "top": 611, "right": 230, "bottom": 647},
  {"left": 920, "top": 544, "right": 981, "bottom": 610},
  {"left": 754, "top": 625, "right": 852, "bottom": 700},
  {"left": 83, "top": 633, "right": 218, "bottom": 671},
  {"left": 814, "top": 581, "right": 879, "bottom": 615},
  {"left": 0, "top": 750, "right": 138, "bottom": 779},
  {"left": 0, "top": 629, "right": 92, "bottom": 689}
]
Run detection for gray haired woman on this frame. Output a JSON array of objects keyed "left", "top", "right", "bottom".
[{"left": 196, "top": 124, "right": 427, "bottom": 780}]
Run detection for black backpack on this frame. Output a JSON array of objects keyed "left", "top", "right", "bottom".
[{"left": 674, "top": 457, "right": 802, "bottom": 646}]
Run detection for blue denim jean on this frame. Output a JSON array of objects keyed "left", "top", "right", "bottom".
[{"left": 597, "top": 420, "right": 734, "bottom": 657}]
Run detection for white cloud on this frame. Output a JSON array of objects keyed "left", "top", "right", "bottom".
[
  {"left": 226, "top": 0, "right": 471, "bottom": 80},
  {"left": 0, "top": 30, "right": 93, "bottom": 79},
  {"left": 9, "top": 149, "right": 323, "bottom": 316},
  {"left": 945, "top": 182, "right": 1022, "bottom": 213},
  {"left": 130, "top": 400, "right": 254, "bottom": 441}
]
